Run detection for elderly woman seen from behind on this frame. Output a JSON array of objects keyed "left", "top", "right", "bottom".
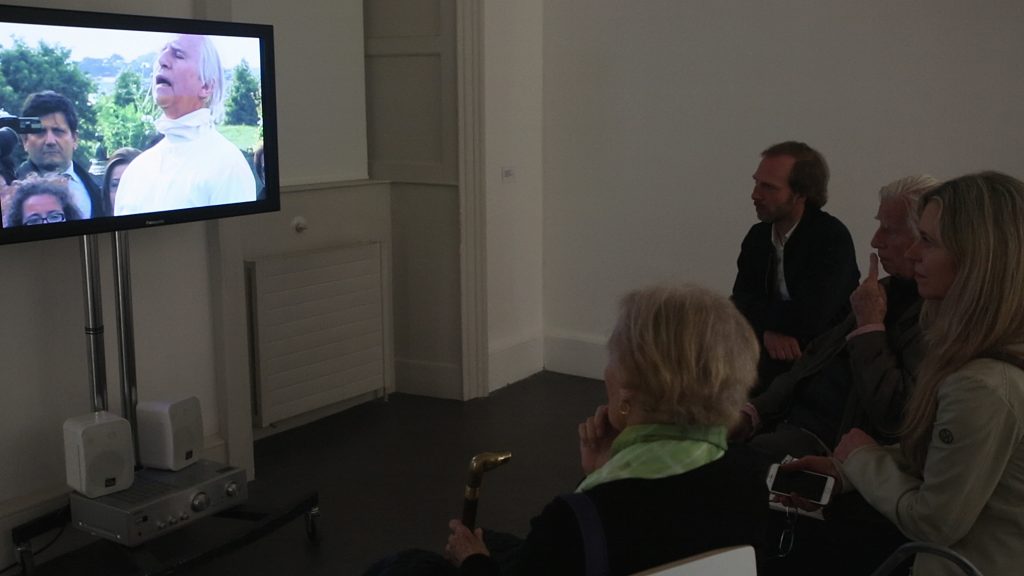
[
  {"left": 785, "top": 172, "right": 1024, "bottom": 576},
  {"left": 446, "top": 284, "right": 768, "bottom": 575}
]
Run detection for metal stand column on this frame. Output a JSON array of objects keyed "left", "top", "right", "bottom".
[{"left": 112, "top": 230, "right": 140, "bottom": 464}]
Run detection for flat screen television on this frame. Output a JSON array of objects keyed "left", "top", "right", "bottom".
[{"left": 0, "top": 4, "right": 278, "bottom": 245}]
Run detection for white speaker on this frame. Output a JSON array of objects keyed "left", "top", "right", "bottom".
[
  {"left": 137, "top": 396, "right": 203, "bottom": 471},
  {"left": 63, "top": 411, "right": 135, "bottom": 498}
]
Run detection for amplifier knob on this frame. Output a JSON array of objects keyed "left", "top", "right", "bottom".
[
  {"left": 225, "top": 481, "right": 239, "bottom": 498},
  {"left": 191, "top": 492, "right": 210, "bottom": 512}
]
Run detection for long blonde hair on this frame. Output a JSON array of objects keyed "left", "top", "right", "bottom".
[
  {"left": 901, "top": 172, "right": 1024, "bottom": 472},
  {"left": 608, "top": 284, "right": 759, "bottom": 427}
]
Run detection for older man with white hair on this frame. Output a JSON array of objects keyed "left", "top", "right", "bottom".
[
  {"left": 114, "top": 34, "right": 256, "bottom": 215},
  {"left": 731, "top": 174, "right": 940, "bottom": 462}
]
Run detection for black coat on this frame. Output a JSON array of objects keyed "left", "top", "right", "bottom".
[
  {"left": 751, "top": 277, "right": 924, "bottom": 448},
  {"left": 732, "top": 206, "right": 859, "bottom": 345},
  {"left": 460, "top": 446, "right": 770, "bottom": 576},
  {"left": 16, "top": 159, "right": 110, "bottom": 218}
]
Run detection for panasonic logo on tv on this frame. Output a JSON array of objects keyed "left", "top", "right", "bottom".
[{"left": 145, "top": 220, "right": 166, "bottom": 226}]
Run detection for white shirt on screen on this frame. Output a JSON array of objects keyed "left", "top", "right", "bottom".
[
  {"left": 113, "top": 108, "right": 256, "bottom": 216},
  {"left": 59, "top": 167, "right": 91, "bottom": 219}
]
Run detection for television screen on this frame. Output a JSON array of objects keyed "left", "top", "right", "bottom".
[{"left": 0, "top": 4, "right": 278, "bottom": 245}]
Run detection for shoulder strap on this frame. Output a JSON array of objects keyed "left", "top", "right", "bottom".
[
  {"left": 981, "top": 351, "right": 1024, "bottom": 372},
  {"left": 558, "top": 492, "right": 609, "bottom": 576}
]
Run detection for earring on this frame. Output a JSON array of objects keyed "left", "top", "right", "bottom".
[{"left": 618, "top": 400, "right": 631, "bottom": 416}]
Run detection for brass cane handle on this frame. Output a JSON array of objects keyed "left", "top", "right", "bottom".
[{"left": 461, "top": 451, "right": 512, "bottom": 530}]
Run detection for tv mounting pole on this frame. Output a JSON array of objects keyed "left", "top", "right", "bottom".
[
  {"left": 112, "top": 230, "right": 141, "bottom": 464},
  {"left": 79, "top": 231, "right": 141, "bottom": 463},
  {"left": 80, "top": 234, "right": 107, "bottom": 412}
]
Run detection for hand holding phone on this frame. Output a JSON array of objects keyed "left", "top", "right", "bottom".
[{"left": 766, "top": 463, "right": 835, "bottom": 506}]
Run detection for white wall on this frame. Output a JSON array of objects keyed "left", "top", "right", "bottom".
[
  {"left": 484, "top": 0, "right": 545, "bottom": 391},
  {"left": 363, "top": 1, "right": 464, "bottom": 399},
  {"left": 391, "top": 183, "right": 463, "bottom": 399},
  {"left": 2, "top": 0, "right": 195, "bottom": 17},
  {"left": 229, "top": 0, "right": 368, "bottom": 185},
  {"left": 541, "top": 0, "right": 1024, "bottom": 378}
]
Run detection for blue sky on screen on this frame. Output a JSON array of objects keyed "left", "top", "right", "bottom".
[{"left": 0, "top": 23, "right": 261, "bottom": 70}]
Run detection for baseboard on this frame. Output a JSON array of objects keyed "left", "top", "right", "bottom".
[
  {"left": 252, "top": 389, "right": 382, "bottom": 441},
  {"left": 395, "top": 358, "right": 463, "bottom": 399},
  {"left": 488, "top": 336, "right": 543, "bottom": 392},
  {"left": 543, "top": 333, "right": 606, "bottom": 380}
]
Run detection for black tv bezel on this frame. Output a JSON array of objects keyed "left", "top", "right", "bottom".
[{"left": 0, "top": 3, "right": 279, "bottom": 246}]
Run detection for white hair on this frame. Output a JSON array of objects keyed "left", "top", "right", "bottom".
[
  {"left": 196, "top": 36, "right": 225, "bottom": 121},
  {"left": 152, "top": 35, "right": 225, "bottom": 121},
  {"left": 879, "top": 174, "right": 940, "bottom": 226}
]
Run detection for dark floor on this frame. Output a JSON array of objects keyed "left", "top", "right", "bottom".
[{"left": 181, "top": 371, "right": 605, "bottom": 575}]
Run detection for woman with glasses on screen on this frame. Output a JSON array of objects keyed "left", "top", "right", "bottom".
[{"left": 4, "top": 176, "right": 82, "bottom": 227}]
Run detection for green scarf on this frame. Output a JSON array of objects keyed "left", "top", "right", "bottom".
[{"left": 576, "top": 423, "right": 727, "bottom": 492}]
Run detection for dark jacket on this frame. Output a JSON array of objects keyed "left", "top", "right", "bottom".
[
  {"left": 16, "top": 159, "right": 110, "bottom": 218},
  {"left": 459, "top": 447, "right": 769, "bottom": 576},
  {"left": 751, "top": 276, "right": 924, "bottom": 446},
  {"left": 732, "top": 206, "right": 859, "bottom": 345}
]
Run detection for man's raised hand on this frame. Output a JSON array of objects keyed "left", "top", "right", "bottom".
[{"left": 850, "top": 253, "right": 887, "bottom": 327}]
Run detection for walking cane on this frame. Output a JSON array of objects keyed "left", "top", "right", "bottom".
[{"left": 461, "top": 451, "right": 512, "bottom": 530}]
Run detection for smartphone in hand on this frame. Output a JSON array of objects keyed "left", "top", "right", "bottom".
[{"left": 766, "top": 463, "right": 835, "bottom": 506}]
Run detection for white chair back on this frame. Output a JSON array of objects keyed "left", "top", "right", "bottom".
[{"left": 630, "top": 545, "right": 757, "bottom": 576}]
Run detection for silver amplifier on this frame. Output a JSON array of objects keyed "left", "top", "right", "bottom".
[{"left": 69, "top": 459, "right": 247, "bottom": 546}]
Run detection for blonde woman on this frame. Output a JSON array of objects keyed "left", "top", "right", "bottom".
[
  {"left": 444, "top": 284, "right": 768, "bottom": 575},
  {"left": 785, "top": 172, "right": 1024, "bottom": 576}
]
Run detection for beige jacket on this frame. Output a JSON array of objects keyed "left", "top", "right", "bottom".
[{"left": 842, "top": 356, "right": 1024, "bottom": 576}]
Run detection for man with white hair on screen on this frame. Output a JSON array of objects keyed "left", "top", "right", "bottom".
[{"left": 114, "top": 34, "right": 256, "bottom": 215}]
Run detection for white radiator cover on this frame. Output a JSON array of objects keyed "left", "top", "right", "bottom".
[{"left": 246, "top": 242, "right": 387, "bottom": 427}]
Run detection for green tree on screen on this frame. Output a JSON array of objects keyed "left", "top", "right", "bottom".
[
  {"left": 0, "top": 69, "right": 17, "bottom": 114},
  {"left": 94, "top": 69, "right": 159, "bottom": 151},
  {"left": 0, "top": 40, "right": 97, "bottom": 165},
  {"left": 224, "top": 60, "right": 260, "bottom": 126}
]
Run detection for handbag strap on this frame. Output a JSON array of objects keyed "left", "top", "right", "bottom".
[{"left": 558, "top": 492, "right": 609, "bottom": 576}]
